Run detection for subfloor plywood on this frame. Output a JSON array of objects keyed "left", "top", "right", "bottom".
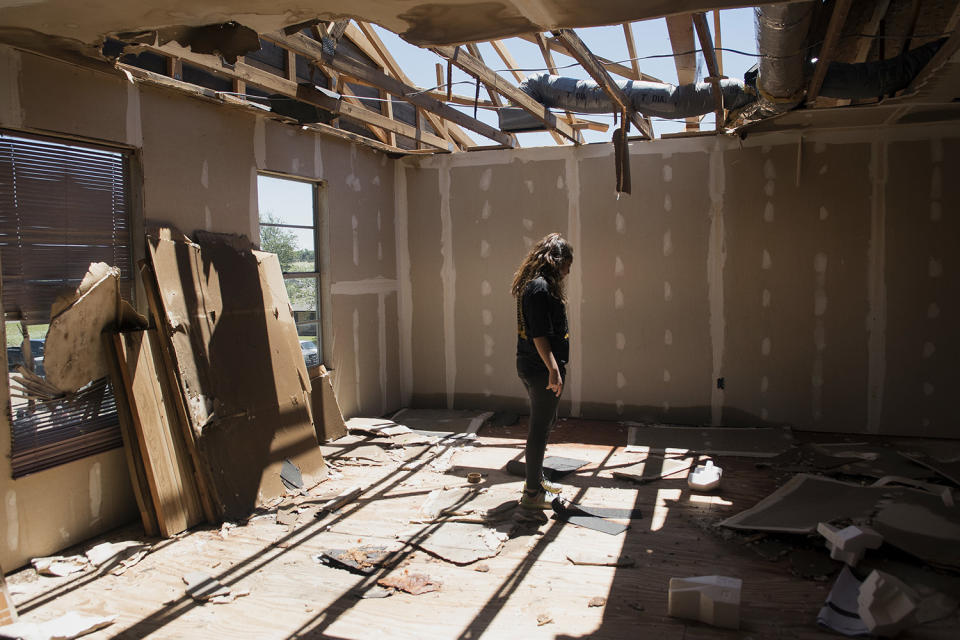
[
  {"left": 626, "top": 423, "right": 793, "bottom": 457},
  {"left": 5, "top": 420, "right": 958, "bottom": 640}
]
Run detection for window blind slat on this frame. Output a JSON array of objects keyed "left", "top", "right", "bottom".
[{"left": 1, "top": 131, "right": 131, "bottom": 476}]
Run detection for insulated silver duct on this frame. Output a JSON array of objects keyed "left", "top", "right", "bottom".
[
  {"left": 755, "top": 1, "right": 815, "bottom": 111},
  {"left": 517, "top": 73, "right": 755, "bottom": 120}
]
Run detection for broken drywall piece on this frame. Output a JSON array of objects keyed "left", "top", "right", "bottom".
[
  {"left": 551, "top": 498, "right": 632, "bottom": 535},
  {"left": 688, "top": 460, "right": 722, "bottom": 491},
  {"left": 817, "top": 523, "right": 883, "bottom": 566},
  {"left": 411, "top": 522, "right": 508, "bottom": 565},
  {"left": 391, "top": 408, "right": 493, "bottom": 434},
  {"left": 84, "top": 541, "right": 149, "bottom": 567},
  {"left": 899, "top": 452, "right": 960, "bottom": 487},
  {"left": 44, "top": 262, "right": 146, "bottom": 392},
  {"left": 817, "top": 566, "right": 870, "bottom": 636},
  {"left": 337, "top": 445, "right": 391, "bottom": 465},
  {"left": 505, "top": 456, "right": 588, "bottom": 481},
  {"left": 0, "top": 612, "right": 116, "bottom": 640},
  {"left": 625, "top": 423, "right": 792, "bottom": 457},
  {"left": 858, "top": 570, "right": 919, "bottom": 637},
  {"left": 612, "top": 455, "right": 694, "bottom": 485},
  {"left": 30, "top": 556, "right": 88, "bottom": 577},
  {"left": 308, "top": 365, "right": 348, "bottom": 442},
  {"left": 346, "top": 417, "right": 412, "bottom": 437},
  {"left": 565, "top": 551, "right": 635, "bottom": 567},
  {"left": 667, "top": 575, "right": 742, "bottom": 630},
  {"left": 872, "top": 475, "right": 955, "bottom": 507},
  {"left": 871, "top": 501, "right": 960, "bottom": 569}
]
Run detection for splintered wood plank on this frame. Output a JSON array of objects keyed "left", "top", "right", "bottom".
[
  {"left": 111, "top": 330, "right": 205, "bottom": 536},
  {"left": 102, "top": 332, "right": 160, "bottom": 538}
]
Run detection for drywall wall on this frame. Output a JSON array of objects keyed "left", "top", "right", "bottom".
[
  {"left": 402, "top": 125, "right": 960, "bottom": 439},
  {"left": 0, "top": 46, "right": 400, "bottom": 569}
]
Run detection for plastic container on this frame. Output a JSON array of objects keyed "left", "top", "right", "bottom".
[{"left": 687, "top": 460, "right": 722, "bottom": 491}]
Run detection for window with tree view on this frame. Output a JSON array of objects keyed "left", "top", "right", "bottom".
[{"left": 257, "top": 174, "right": 321, "bottom": 368}]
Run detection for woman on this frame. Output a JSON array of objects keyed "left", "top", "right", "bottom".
[{"left": 511, "top": 232, "right": 573, "bottom": 510}]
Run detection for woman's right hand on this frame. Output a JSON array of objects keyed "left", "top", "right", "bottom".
[{"left": 546, "top": 367, "right": 563, "bottom": 397}]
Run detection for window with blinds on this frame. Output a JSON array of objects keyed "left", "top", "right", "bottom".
[{"left": 0, "top": 131, "right": 133, "bottom": 477}]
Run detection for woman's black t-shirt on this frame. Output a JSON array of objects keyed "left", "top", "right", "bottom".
[{"left": 516, "top": 276, "right": 569, "bottom": 377}]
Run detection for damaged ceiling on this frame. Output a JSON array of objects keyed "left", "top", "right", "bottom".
[{"left": 0, "top": 0, "right": 958, "bottom": 155}]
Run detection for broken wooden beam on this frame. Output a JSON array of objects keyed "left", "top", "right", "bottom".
[
  {"left": 431, "top": 44, "right": 579, "bottom": 144},
  {"left": 553, "top": 29, "right": 652, "bottom": 139},
  {"left": 806, "top": 0, "right": 854, "bottom": 104}
]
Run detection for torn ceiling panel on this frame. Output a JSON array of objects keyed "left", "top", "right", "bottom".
[{"left": 0, "top": 1, "right": 793, "bottom": 49}]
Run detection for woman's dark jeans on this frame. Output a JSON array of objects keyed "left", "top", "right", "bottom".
[{"left": 518, "top": 364, "right": 563, "bottom": 494}]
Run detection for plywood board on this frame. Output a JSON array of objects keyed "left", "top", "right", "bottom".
[
  {"left": 626, "top": 424, "right": 793, "bottom": 457},
  {"left": 109, "top": 329, "right": 205, "bottom": 536},
  {"left": 102, "top": 333, "right": 160, "bottom": 538},
  {"left": 145, "top": 232, "right": 326, "bottom": 520}
]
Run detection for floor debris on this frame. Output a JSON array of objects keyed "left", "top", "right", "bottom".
[
  {"left": 858, "top": 570, "right": 920, "bottom": 637},
  {"left": 183, "top": 572, "right": 231, "bottom": 601},
  {"left": 0, "top": 611, "right": 116, "bottom": 640},
  {"left": 818, "top": 566, "right": 870, "bottom": 636},
  {"left": 551, "top": 498, "right": 634, "bottom": 535},
  {"left": 535, "top": 613, "right": 553, "bottom": 626},
  {"left": 390, "top": 408, "right": 493, "bottom": 434},
  {"left": 817, "top": 523, "right": 882, "bottom": 566},
  {"left": 667, "top": 575, "right": 742, "bottom": 629},
  {"left": 377, "top": 572, "right": 441, "bottom": 595},
  {"left": 345, "top": 417, "right": 412, "bottom": 437},
  {"left": 588, "top": 596, "right": 606, "bottom": 607},
  {"left": 899, "top": 452, "right": 960, "bottom": 487},
  {"left": 612, "top": 455, "right": 695, "bottom": 485},
  {"left": 84, "top": 541, "right": 150, "bottom": 573},
  {"left": 314, "top": 547, "right": 396, "bottom": 575}
]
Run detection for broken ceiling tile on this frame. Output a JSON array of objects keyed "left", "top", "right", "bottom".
[
  {"left": 612, "top": 455, "right": 695, "bottom": 485},
  {"left": 84, "top": 541, "right": 149, "bottom": 568},
  {"left": 183, "top": 572, "right": 231, "bottom": 601},
  {"left": 551, "top": 498, "right": 632, "bottom": 535},
  {"left": 506, "top": 456, "right": 589, "bottom": 481},
  {"left": 0, "top": 612, "right": 116, "bottom": 640},
  {"left": 899, "top": 452, "right": 960, "bottom": 487},
  {"left": 390, "top": 408, "right": 493, "bottom": 434},
  {"left": 31, "top": 555, "right": 88, "bottom": 577},
  {"left": 314, "top": 546, "right": 396, "bottom": 575}
]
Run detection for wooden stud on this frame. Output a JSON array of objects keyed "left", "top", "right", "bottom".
[
  {"left": 901, "top": 3, "right": 960, "bottom": 97},
  {"left": 713, "top": 10, "right": 724, "bottom": 77},
  {"left": 692, "top": 13, "right": 725, "bottom": 131},
  {"left": 622, "top": 23, "right": 641, "bottom": 80},
  {"left": 665, "top": 14, "right": 700, "bottom": 131},
  {"left": 516, "top": 33, "right": 664, "bottom": 83},
  {"left": 806, "top": 0, "right": 854, "bottom": 105}
]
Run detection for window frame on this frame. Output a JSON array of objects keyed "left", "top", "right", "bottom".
[
  {"left": 1, "top": 128, "right": 136, "bottom": 477},
  {"left": 255, "top": 171, "right": 327, "bottom": 365}
]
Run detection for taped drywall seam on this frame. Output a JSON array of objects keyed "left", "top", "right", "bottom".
[
  {"left": 5, "top": 490, "right": 17, "bottom": 552},
  {"left": 707, "top": 139, "right": 727, "bottom": 426},
  {"left": 331, "top": 279, "right": 398, "bottom": 295},
  {"left": 0, "top": 46, "right": 23, "bottom": 129},
  {"left": 353, "top": 307, "right": 362, "bottom": 415},
  {"left": 125, "top": 81, "right": 143, "bottom": 148},
  {"left": 866, "top": 138, "right": 888, "bottom": 433},
  {"left": 250, "top": 116, "right": 267, "bottom": 241},
  {"left": 313, "top": 135, "right": 324, "bottom": 178},
  {"left": 378, "top": 292, "right": 387, "bottom": 415},
  {"left": 565, "top": 152, "right": 583, "bottom": 416},
  {"left": 439, "top": 158, "right": 456, "bottom": 409},
  {"left": 89, "top": 462, "right": 102, "bottom": 526},
  {"left": 394, "top": 162, "right": 413, "bottom": 406}
]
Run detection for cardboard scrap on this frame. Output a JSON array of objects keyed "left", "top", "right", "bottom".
[{"left": 0, "top": 612, "right": 116, "bottom": 640}]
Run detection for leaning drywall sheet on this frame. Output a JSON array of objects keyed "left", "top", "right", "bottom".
[
  {"left": 109, "top": 329, "right": 205, "bottom": 536},
  {"left": 626, "top": 424, "right": 792, "bottom": 457},
  {"left": 146, "top": 232, "right": 325, "bottom": 520}
]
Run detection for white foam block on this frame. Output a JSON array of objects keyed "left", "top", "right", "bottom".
[
  {"left": 858, "top": 570, "right": 919, "bottom": 637},
  {"left": 668, "top": 575, "right": 742, "bottom": 629}
]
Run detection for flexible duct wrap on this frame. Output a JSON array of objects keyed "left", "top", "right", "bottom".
[{"left": 519, "top": 73, "right": 755, "bottom": 119}]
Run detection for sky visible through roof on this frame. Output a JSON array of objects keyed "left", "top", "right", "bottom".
[{"left": 375, "top": 8, "right": 759, "bottom": 146}]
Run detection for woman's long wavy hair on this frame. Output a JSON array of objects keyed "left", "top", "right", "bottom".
[{"left": 511, "top": 232, "right": 574, "bottom": 301}]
